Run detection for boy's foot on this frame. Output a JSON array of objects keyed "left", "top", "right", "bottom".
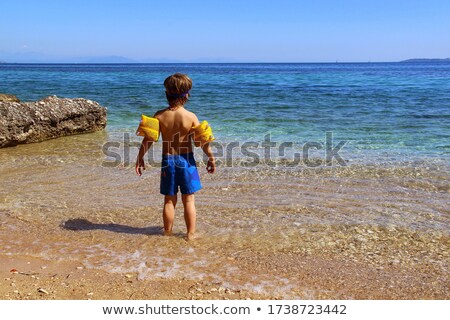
[
  {"left": 163, "top": 230, "right": 173, "bottom": 236},
  {"left": 185, "top": 232, "right": 196, "bottom": 241}
]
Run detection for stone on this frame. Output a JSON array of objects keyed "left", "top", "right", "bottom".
[
  {"left": 0, "top": 95, "right": 106, "bottom": 148},
  {"left": 37, "top": 288, "right": 49, "bottom": 294}
]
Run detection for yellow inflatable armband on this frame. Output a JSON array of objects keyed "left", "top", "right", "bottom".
[
  {"left": 192, "top": 120, "right": 215, "bottom": 147},
  {"left": 136, "top": 114, "right": 159, "bottom": 141}
]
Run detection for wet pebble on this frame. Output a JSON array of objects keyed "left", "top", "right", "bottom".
[{"left": 38, "top": 288, "right": 49, "bottom": 295}]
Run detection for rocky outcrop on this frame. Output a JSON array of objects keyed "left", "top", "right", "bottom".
[
  {"left": 0, "top": 95, "right": 107, "bottom": 148},
  {"left": 0, "top": 93, "right": 20, "bottom": 102}
]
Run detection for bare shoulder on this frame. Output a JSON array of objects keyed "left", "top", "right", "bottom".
[
  {"left": 153, "top": 108, "right": 167, "bottom": 119},
  {"left": 184, "top": 109, "right": 200, "bottom": 126}
]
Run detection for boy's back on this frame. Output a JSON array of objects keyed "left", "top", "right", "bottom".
[
  {"left": 135, "top": 73, "right": 215, "bottom": 240},
  {"left": 155, "top": 107, "right": 199, "bottom": 155}
]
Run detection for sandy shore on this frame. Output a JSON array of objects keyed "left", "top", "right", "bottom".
[
  {"left": 0, "top": 136, "right": 449, "bottom": 300},
  {"left": 1, "top": 254, "right": 271, "bottom": 300},
  {"left": 1, "top": 221, "right": 448, "bottom": 300}
]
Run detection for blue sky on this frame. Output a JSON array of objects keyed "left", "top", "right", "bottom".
[{"left": 1, "top": 0, "right": 449, "bottom": 62}]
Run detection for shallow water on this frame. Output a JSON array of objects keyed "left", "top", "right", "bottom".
[{"left": 0, "top": 134, "right": 448, "bottom": 297}]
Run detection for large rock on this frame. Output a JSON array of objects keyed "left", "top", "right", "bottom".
[
  {"left": 0, "top": 95, "right": 107, "bottom": 148},
  {"left": 0, "top": 93, "right": 20, "bottom": 102}
]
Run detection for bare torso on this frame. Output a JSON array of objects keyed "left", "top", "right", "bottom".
[{"left": 155, "top": 106, "right": 199, "bottom": 155}]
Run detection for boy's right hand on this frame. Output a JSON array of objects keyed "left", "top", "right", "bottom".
[{"left": 135, "top": 157, "right": 146, "bottom": 176}]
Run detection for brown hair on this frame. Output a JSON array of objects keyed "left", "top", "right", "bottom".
[{"left": 164, "top": 73, "right": 192, "bottom": 107}]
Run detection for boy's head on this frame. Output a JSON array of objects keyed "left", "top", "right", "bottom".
[{"left": 164, "top": 73, "right": 192, "bottom": 107}]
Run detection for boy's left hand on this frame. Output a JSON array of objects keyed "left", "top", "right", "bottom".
[
  {"left": 206, "top": 159, "right": 216, "bottom": 174},
  {"left": 135, "top": 158, "right": 146, "bottom": 176}
]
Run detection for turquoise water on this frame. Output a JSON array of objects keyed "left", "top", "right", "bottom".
[{"left": 1, "top": 63, "right": 449, "bottom": 161}]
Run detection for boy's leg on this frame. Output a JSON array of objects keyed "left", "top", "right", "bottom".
[
  {"left": 182, "top": 194, "right": 196, "bottom": 240},
  {"left": 163, "top": 195, "right": 177, "bottom": 235}
]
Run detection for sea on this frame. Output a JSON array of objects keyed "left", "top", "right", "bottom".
[
  {"left": 0, "top": 63, "right": 449, "bottom": 298},
  {"left": 1, "top": 62, "right": 449, "bottom": 162}
]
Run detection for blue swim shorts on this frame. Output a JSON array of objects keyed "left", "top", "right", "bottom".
[{"left": 160, "top": 153, "right": 202, "bottom": 195}]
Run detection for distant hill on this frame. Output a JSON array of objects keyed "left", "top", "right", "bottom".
[
  {"left": 401, "top": 58, "right": 450, "bottom": 63},
  {"left": 0, "top": 53, "right": 139, "bottom": 63},
  {"left": 75, "top": 55, "right": 138, "bottom": 63}
]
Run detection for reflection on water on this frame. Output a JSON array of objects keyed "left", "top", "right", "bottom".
[{"left": 0, "top": 133, "right": 449, "bottom": 297}]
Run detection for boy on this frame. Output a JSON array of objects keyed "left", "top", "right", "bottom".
[{"left": 135, "top": 73, "right": 215, "bottom": 241}]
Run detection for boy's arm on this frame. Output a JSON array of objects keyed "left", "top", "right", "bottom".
[
  {"left": 202, "top": 143, "right": 215, "bottom": 174},
  {"left": 136, "top": 111, "right": 161, "bottom": 176},
  {"left": 135, "top": 136, "right": 153, "bottom": 176},
  {"left": 191, "top": 112, "right": 215, "bottom": 174}
]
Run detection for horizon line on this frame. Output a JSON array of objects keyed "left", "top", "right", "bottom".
[{"left": 2, "top": 60, "right": 450, "bottom": 65}]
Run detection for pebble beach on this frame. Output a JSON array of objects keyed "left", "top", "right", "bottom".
[{"left": 0, "top": 133, "right": 448, "bottom": 300}]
